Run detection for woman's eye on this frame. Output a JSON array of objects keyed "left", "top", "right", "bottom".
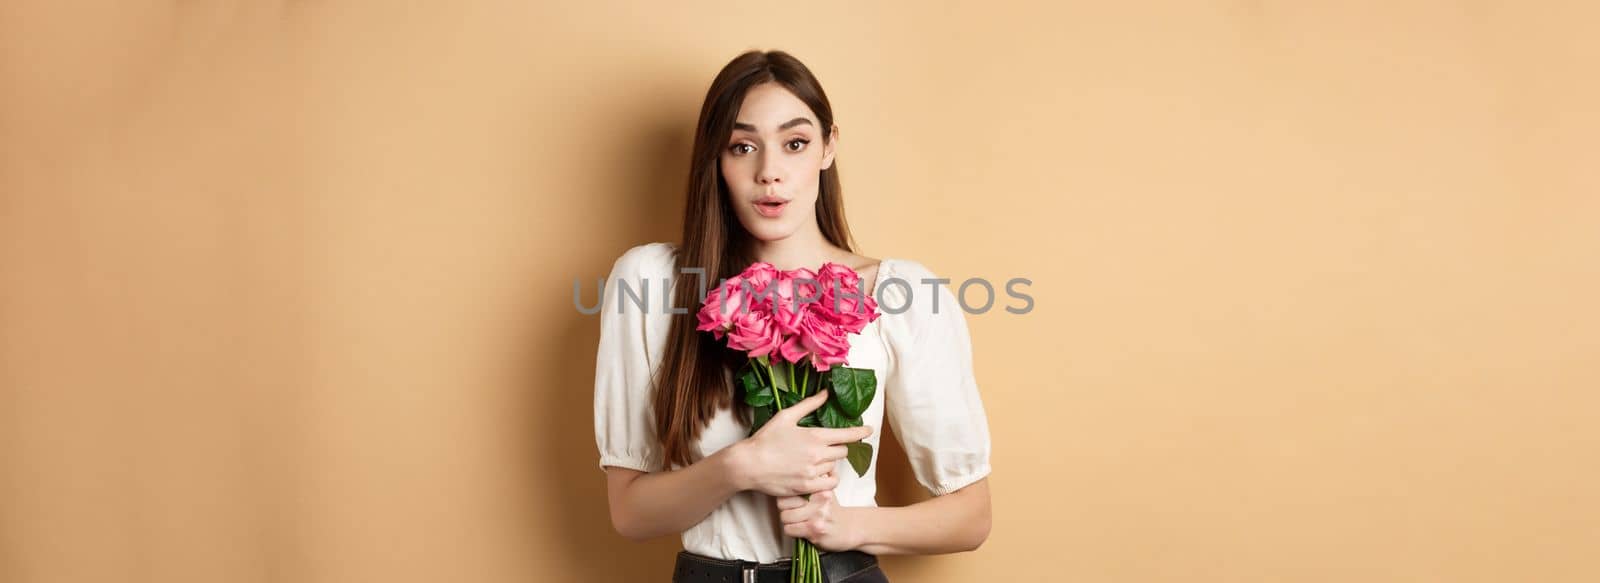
[
  {"left": 786, "top": 138, "right": 810, "bottom": 152},
  {"left": 730, "top": 143, "right": 754, "bottom": 155}
]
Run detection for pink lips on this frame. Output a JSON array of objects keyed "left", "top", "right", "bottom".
[{"left": 754, "top": 196, "right": 789, "bottom": 218}]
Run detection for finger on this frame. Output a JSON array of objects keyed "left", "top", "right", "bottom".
[
  {"left": 804, "top": 471, "right": 840, "bottom": 493},
  {"left": 776, "top": 495, "right": 806, "bottom": 510},
  {"left": 780, "top": 502, "right": 814, "bottom": 524},
  {"left": 812, "top": 424, "right": 874, "bottom": 444},
  {"left": 784, "top": 521, "right": 810, "bottom": 539},
  {"left": 778, "top": 390, "right": 830, "bottom": 420},
  {"left": 800, "top": 463, "right": 827, "bottom": 480},
  {"left": 809, "top": 489, "right": 835, "bottom": 506},
  {"left": 820, "top": 445, "right": 848, "bottom": 462},
  {"left": 781, "top": 491, "right": 832, "bottom": 524}
]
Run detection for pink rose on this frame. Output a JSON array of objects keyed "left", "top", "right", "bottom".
[
  {"left": 695, "top": 275, "right": 749, "bottom": 338},
  {"left": 726, "top": 309, "right": 783, "bottom": 358},
  {"left": 696, "top": 262, "right": 787, "bottom": 338},
  {"left": 740, "top": 262, "right": 781, "bottom": 297},
  {"left": 816, "top": 262, "right": 880, "bottom": 335},
  {"left": 771, "top": 267, "right": 822, "bottom": 334},
  {"left": 816, "top": 262, "right": 861, "bottom": 291},
  {"left": 795, "top": 310, "right": 852, "bottom": 370},
  {"left": 698, "top": 260, "right": 880, "bottom": 371},
  {"left": 769, "top": 290, "right": 854, "bottom": 370}
]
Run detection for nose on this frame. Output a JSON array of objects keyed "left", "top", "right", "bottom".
[{"left": 755, "top": 150, "right": 784, "bottom": 185}]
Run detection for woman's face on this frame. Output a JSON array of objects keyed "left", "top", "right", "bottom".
[{"left": 720, "top": 82, "right": 837, "bottom": 242}]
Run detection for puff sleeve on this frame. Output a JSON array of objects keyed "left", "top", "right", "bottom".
[
  {"left": 878, "top": 259, "right": 994, "bottom": 496},
  {"left": 593, "top": 242, "right": 676, "bottom": 473}
]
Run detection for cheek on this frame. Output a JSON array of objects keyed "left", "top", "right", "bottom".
[
  {"left": 720, "top": 157, "right": 751, "bottom": 207},
  {"left": 719, "top": 155, "right": 741, "bottom": 182},
  {"left": 797, "top": 153, "right": 825, "bottom": 191},
  {"left": 805, "top": 149, "right": 830, "bottom": 177}
]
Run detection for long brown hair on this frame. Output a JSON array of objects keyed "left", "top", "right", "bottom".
[{"left": 653, "top": 50, "right": 859, "bottom": 470}]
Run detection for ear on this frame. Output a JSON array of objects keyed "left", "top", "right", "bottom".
[{"left": 821, "top": 124, "right": 841, "bottom": 170}]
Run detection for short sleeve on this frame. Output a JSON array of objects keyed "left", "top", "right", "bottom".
[
  {"left": 878, "top": 260, "right": 994, "bottom": 496},
  {"left": 593, "top": 242, "right": 676, "bottom": 473}
]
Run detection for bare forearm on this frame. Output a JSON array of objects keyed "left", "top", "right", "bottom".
[
  {"left": 610, "top": 445, "right": 746, "bottom": 541},
  {"left": 847, "top": 480, "right": 991, "bottom": 555}
]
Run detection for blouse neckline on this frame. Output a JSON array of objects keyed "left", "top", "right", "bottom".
[{"left": 863, "top": 258, "right": 896, "bottom": 299}]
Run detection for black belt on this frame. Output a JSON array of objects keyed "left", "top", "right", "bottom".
[{"left": 672, "top": 549, "right": 879, "bottom": 583}]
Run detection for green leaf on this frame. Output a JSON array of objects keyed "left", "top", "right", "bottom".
[
  {"left": 777, "top": 388, "right": 805, "bottom": 409},
  {"left": 771, "top": 361, "right": 791, "bottom": 393},
  {"left": 796, "top": 412, "right": 820, "bottom": 427},
  {"left": 738, "top": 365, "right": 759, "bottom": 392},
  {"left": 739, "top": 368, "right": 773, "bottom": 407},
  {"left": 818, "top": 398, "right": 862, "bottom": 429},
  {"left": 828, "top": 367, "right": 877, "bottom": 418},
  {"left": 744, "top": 386, "right": 774, "bottom": 408},
  {"left": 844, "top": 442, "right": 873, "bottom": 477},
  {"left": 749, "top": 404, "right": 774, "bottom": 435},
  {"left": 736, "top": 366, "right": 761, "bottom": 394}
]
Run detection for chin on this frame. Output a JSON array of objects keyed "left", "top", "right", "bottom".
[
  {"left": 742, "top": 222, "right": 797, "bottom": 242},
  {"left": 747, "top": 229, "right": 794, "bottom": 242}
]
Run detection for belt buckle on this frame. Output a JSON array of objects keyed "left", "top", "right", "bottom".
[{"left": 741, "top": 564, "right": 756, "bottom": 583}]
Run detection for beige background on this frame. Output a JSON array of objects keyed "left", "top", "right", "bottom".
[{"left": 3, "top": 1, "right": 1597, "bottom": 582}]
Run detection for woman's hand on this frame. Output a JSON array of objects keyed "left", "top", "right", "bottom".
[
  {"left": 730, "top": 390, "right": 874, "bottom": 498},
  {"left": 777, "top": 488, "right": 862, "bottom": 551}
]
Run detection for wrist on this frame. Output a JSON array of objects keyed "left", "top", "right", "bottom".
[
  {"left": 718, "top": 442, "right": 751, "bottom": 492},
  {"left": 842, "top": 506, "right": 873, "bottom": 552}
]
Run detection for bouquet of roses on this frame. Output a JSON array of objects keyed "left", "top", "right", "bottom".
[{"left": 696, "top": 261, "right": 881, "bottom": 583}]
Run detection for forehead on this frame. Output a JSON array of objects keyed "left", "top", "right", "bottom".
[{"left": 733, "top": 83, "right": 817, "bottom": 131}]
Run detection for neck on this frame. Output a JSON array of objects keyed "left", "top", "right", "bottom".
[{"left": 749, "top": 226, "right": 841, "bottom": 271}]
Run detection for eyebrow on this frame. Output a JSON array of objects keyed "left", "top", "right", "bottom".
[{"left": 732, "top": 117, "right": 813, "bottom": 133}]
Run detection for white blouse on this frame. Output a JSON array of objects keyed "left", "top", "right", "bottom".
[{"left": 592, "top": 242, "right": 992, "bottom": 563}]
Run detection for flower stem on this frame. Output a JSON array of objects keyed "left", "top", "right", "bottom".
[
  {"left": 800, "top": 362, "right": 809, "bottom": 397},
  {"left": 753, "top": 358, "right": 769, "bottom": 389},
  {"left": 810, "top": 543, "right": 820, "bottom": 582},
  {"left": 760, "top": 360, "right": 782, "bottom": 413}
]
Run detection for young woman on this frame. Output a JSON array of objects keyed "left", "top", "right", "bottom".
[{"left": 593, "top": 50, "right": 992, "bottom": 583}]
